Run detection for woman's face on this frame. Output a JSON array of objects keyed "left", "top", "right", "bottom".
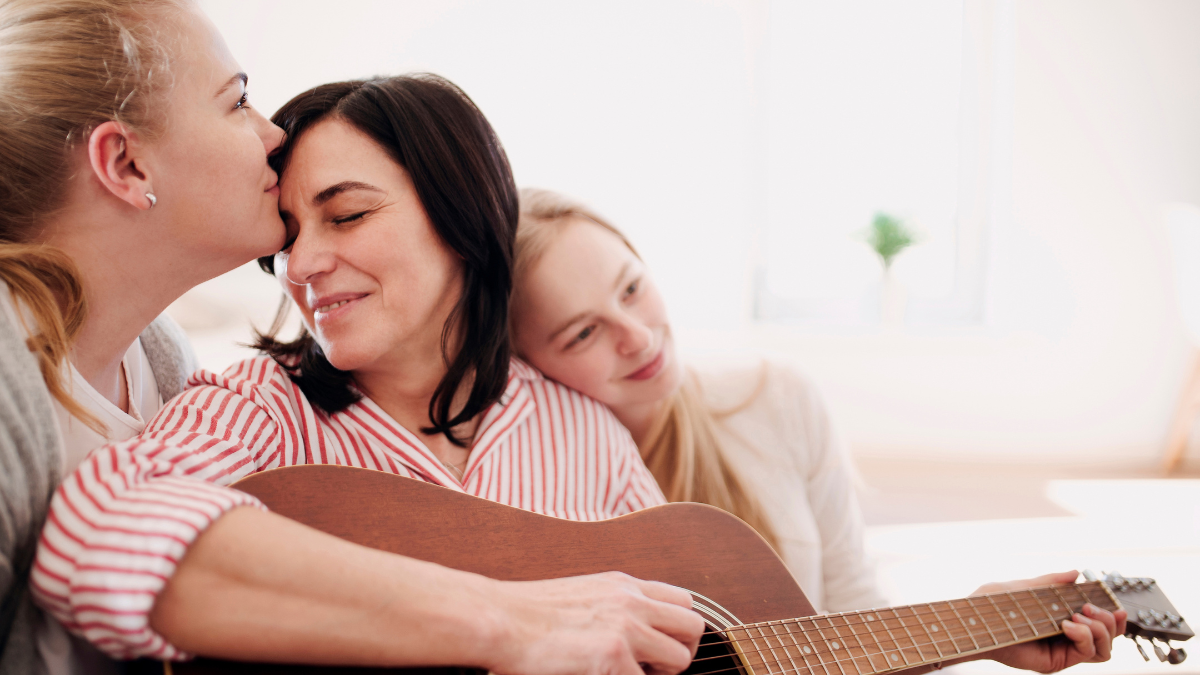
[
  {"left": 513, "top": 218, "right": 683, "bottom": 411},
  {"left": 275, "top": 119, "right": 464, "bottom": 374},
  {"left": 146, "top": 8, "right": 286, "bottom": 274}
]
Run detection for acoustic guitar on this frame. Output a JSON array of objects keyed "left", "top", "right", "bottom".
[{"left": 163, "top": 465, "right": 1192, "bottom": 674}]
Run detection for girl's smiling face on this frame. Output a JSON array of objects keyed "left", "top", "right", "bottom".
[
  {"left": 512, "top": 217, "right": 683, "bottom": 410},
  {"left": 274, "top": 118, "right": 463, "bottom": 374}
]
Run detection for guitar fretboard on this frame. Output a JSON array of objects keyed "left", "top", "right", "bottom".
[{"left": 725, "top": 581, "right": 1119, "bottom": 675}]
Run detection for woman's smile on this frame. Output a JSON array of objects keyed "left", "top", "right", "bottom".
[{"left": 310, "top": 291, "right": 370, "bottom": 323}]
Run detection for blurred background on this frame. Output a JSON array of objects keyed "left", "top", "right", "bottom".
[{"left": 183, "top": 2, "right": 1200, "bottom": 671}]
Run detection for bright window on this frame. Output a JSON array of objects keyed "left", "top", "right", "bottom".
[{"left": 757, "top": 0, "right": 1007, "bottom": 326}]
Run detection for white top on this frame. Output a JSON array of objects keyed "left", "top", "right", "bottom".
[
  {"left": 694, "top": 358, "right": 886, "bottom": 614},
  {"left": 0, "top": 284, "right": 162, "bottom": 674}
]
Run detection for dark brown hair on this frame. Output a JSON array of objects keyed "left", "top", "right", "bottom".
[{"left": 255, "top": 74, "right": 518, "bottom": 446}]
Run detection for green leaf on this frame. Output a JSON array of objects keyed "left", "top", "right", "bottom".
[{"left": 864, "top": 213, "right": 916, "bottom": 268}]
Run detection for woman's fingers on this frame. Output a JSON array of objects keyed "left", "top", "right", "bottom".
[
  {"left": 632, "top": 580, "right": 705, "bottom": 652},
  {"left": 634, "top": 578, "right": 696, "bottom": 609},
  {"left": 629, "top": 615, "right": 702, "bottom": 675},
  {"left": 489, "top": 572, "right": 705, "bottom": 675}
]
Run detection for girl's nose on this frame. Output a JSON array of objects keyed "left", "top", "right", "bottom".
[{"left": 616, "top": 316, "right": 654, "bottom": 356}]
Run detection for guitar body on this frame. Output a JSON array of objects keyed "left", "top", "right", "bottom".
[{"left": 173, "top": 465, "right": 811, "bottom": 674}]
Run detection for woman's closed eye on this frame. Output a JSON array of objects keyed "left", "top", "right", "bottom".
[
  {"left": 332, "top": 211, "right": 369, "bottom": 226},
  {"left": 234, "top": 91, "right": 251, "bottom": 111}
]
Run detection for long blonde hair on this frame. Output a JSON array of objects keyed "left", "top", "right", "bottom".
[
  {"left": 0, "top": 0, "right": 184, "bottom": 426},
  {"left": 514, "top": 188, "right": 779, "bottom": 550}
]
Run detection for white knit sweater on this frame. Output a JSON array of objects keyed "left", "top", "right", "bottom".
[{"left": 694, "top": 358, "right": 886, "bottom": 614}]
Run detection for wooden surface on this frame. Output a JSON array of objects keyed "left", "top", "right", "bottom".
[{"left": 174, "top": 464, "right": 811, "bottom": 673}]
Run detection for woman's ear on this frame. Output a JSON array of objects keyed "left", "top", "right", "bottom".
[{"left": 87, "top": 120, "right": 156, "bottom": 211}]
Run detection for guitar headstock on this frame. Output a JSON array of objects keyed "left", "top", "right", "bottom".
[{"left": 1093, "top": 571, "right": 1193, "bottom": 665}]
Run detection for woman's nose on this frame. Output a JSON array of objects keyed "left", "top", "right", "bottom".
[
  {"left": 616, "top": 316, "right": 654, "bottom": 356},
  {"left": 283, "top": 231, "right": 335, "bottom": 286}
]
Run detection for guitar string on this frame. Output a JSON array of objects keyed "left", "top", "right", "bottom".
[
  {"left": 721, "top": 584, "right": 1105, "bottom": 633},
  {"left": 690, "top": 608, "right": 1065, "bottom": 660},
  {"left": 685, "top": 610, "right": 1068, "bottom": 670},
  {"left": 689, "top": 582, "right": 1112, "bottom": 672},
  {"left": 690, "top": 587, "right": 1091, "bottom": 654}
]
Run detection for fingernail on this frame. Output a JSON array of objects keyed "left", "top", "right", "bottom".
[{"left": 1083, "top": 603, "right": 1094, "bottom": 614}]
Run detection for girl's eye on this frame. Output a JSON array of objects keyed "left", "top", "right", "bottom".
[
  {"left": 623, "top": 279, "right": 640, "bottom": 298},
  {"left": 567, "top": 325, "right": 596, "bottom": 348},
  {"left": 333, "top": 212, "right": 367, "bottom": 225},
  {"left": 234, "top": 92, "right": 251, "bottom": 110}
]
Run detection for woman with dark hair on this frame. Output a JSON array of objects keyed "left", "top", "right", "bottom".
[{"left": 29, "top": 74, "right": 703, "bottom": 674}]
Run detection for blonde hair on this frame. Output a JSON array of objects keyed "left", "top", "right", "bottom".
[
  {"left": 514, "top": 188, "right": 779, "bottom": 551},
  {"left": 0, "top": 0, "right": 186, "bottom": 428}
]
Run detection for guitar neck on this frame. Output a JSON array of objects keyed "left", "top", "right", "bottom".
[{"left": 726, "top": 581, "right": 1121, "bottom": 675}]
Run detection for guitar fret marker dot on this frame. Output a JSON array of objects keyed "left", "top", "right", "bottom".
[
  {"left": 1009, "top": 612, "right": 1017, "bottom": 619},
  {"left": 831, "top": 641, "right": 840, "bottom": 649},
  {"left": 803, "top": 647, "right": 812, "bottom": 654},
  {"left": 891, "top": 655, "right": 900, "bottom": 662},
  {"left": 931, "top": 625, "right": 939, "bottom": 632},
  {"left": 867, "top": 614, "right": 875, "bottom": 621},
  {"left": 969, "top": 618, "right": 977, "bottom": 625},
  {"left": 1051, "top": 604, "right": 1060, "bottom": 611}
]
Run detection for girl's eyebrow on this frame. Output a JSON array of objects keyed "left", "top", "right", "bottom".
[
  {"left": 214, "top": 72, "right": 247, "bottom": 98},
  {"left": 611, "top": 261, "right": 633, "bottom": 291},
  {"left": 549, "top": 311, "right": 589, "bottom": 342},
  {"left": 548, "top": 262, "right": 635, "bottom": 342}
]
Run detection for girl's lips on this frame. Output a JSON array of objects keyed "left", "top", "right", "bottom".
[{"left": 626, "top": 349, "right": 666, "bottom": 381}]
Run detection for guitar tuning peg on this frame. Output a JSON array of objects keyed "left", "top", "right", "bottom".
[
  {"left": 1083, "top": 570, "right": 1098, "bottom": 582},
  {"left": 1133, "top": 637, "right": 1151, "bottom": 662},
  {"left": 1154, "top": 640, "right": 1169, "bottom": 662},
  {"left": 1168, "top": 647, "right": 1187, "bottom": 665}
]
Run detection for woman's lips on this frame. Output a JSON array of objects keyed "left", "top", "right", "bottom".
[
  {"left": 312, "top": 294, "right": 368, "bottom": 323},
  {"left": 625, "top": 349, "right": 666, "bottom": 381}
]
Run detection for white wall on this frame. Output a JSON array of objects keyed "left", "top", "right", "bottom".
[
  {"left": 182, "top": 0, "right": 1200, "bottom": 463},
  {"left": 780, "top": 0, "right": 1200, "bottom": 462}
]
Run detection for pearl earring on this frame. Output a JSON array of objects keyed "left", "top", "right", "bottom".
[{"left": 145, "top": 192, "right": 157, "bottom": 209}]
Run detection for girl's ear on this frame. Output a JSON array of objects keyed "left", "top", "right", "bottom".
[{"left": 87, "top": 121, "right": 156, "bottom": 210}]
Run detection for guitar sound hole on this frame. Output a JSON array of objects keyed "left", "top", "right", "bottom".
[{"left": 683, "top": 627, "right": 742, "bottom": 675}]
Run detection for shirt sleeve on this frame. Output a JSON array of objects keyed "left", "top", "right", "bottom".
[
  {"left": 605, "top": 405, "right": 667, "bottom": 515},
  {"left": 781, "top": 366, "right": 888, "bottom": 613},
  {"left": 28, "top": 359, "right": 301, "bottom": 660}
]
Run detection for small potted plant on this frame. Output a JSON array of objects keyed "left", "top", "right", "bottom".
[{"left": 863, "top": 212, "right": 917, "bottom": 326}]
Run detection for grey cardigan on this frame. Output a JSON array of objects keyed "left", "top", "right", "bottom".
[{"left": 0, "top": 309, "right": 197, "bottom": 675}]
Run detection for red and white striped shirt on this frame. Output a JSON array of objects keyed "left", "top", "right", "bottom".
[{"left": 30, "top": 356, "right": 664, "bottom": 661}]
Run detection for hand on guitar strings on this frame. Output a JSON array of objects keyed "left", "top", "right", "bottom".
[
  {"left": 484, "top": 571, "right": 705, "bottom": 675},
  {"left": 971, "top": 571, "right": 1128, "bottom": 673}
]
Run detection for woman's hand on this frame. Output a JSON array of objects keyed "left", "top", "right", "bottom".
[
  {"left": 484, "top": 571, "right": 706, "bottom": 675},
  {"left": 974, "top": 571, "right": 1128, "bottom": 673}
]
